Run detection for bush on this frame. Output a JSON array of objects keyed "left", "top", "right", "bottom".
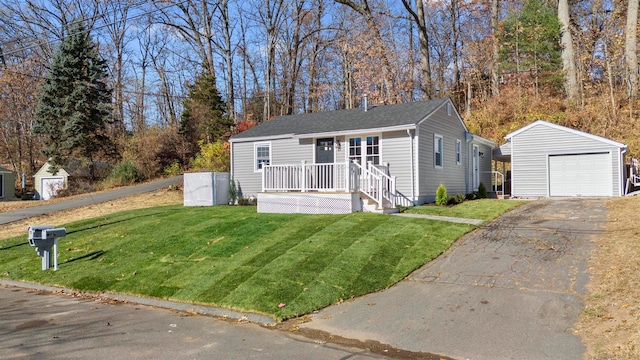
[
  {"left": 228, "top": 177, "right": 238, "bottom": 205},
  {"left": 107, "top": 161, "right": 139, "bottom": 186},
  {"left": 435, "top": 183, "right": 448, "bottom": 206},
  {"left": 478, "top": 182, "right": 488, "bottom": 199},
  {"left": 466, "top": 192, "right": 478, "bottom": 201},
  {"left": 448, "top": 193, "right": 466, "bottom": 205},
  {"left": 164, "top": 160, "right": 183, "bottom": 177},
  {"left": 237, "top": 196, "right": 256, "bottom": 206}
]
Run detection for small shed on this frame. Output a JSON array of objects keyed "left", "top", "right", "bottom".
[
  {"left": 34, "top": 161, "right": 69, "bottom": 200},
  {"left": 183, "top": 172, "right": 230, "bottom": 206},
  {"left": 0, "top": 166, "right": 16, "bottom": 200},
  {"left": 498, "top": 120, "right": 627, "bottom": 197}
]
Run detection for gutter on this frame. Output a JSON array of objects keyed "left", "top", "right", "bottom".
[{"left": 407, "top": 129, "right": 415, "bottom": 203}]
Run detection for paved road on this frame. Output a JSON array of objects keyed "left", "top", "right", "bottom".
[
  {"left": 299, "top": 198, "right": 604, "bottom": 360},
  {"left": 0, "top": 176, "right": 183, "bottom": 225},
  {"left": 0, "top": 284, "right": 385, "bottom": 360}
]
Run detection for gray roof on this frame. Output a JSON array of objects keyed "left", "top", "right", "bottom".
[{"left": 230, "top": 98, "right": 451, "bottom": 142}]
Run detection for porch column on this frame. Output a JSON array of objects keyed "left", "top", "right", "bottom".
[{"left": 300, "top": 161, "right": 307, "bottom": 192}]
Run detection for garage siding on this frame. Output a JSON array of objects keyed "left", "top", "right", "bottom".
[{"left": 511, "top": 123, "right": 622, "bottom": 197}]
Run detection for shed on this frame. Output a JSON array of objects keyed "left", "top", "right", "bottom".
[
  {"left": 0, "top": 166, "right": 16, "bottom": 200},
  {"left": 497, "top": 120, "right": 627, "bottom": 197},
  {"left": 34, "top": 161, "right": 69, "bottom": 200}
]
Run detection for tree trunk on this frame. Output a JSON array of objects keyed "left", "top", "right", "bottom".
[
  {"left": 491, "top": 0, "right": 500, "bottom": 97},
  {"left": 626, "top": 0, "right": 638, "bottom": 99},
  {"left": 558, "top": 0, "right": 579, "bottom": 101},
  {"left": 401, "top": 0, "right": 433, "bottom": 100}
]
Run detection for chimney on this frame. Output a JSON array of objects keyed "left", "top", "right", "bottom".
[{"left": 363, "top": 94, "right": 368, "bottom": 112}]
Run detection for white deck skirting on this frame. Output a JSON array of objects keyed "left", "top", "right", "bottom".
[{"left": 257, "top": 192, "right": 361, "bottom": 214}]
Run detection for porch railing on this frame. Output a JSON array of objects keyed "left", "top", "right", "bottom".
[{"left": 262, "top": 161, "right": 396, "bottom": 209}]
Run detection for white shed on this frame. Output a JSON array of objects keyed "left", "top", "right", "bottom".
[
  {"left": 34, "top": 161, "right": 69, "bottom": 200},
  {"left": 500, "top": 120, "right": 627, "bottom": 198},
  {"left": 0, "top": 166, "right": 16, "bottom": 200}
]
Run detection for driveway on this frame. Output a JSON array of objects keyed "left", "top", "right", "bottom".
[
  {"left": 299, "top": 198, "right": 605, "bottom": 360},
  {"left": 0, "top": 176, "right": 182, "bottom": 225}
]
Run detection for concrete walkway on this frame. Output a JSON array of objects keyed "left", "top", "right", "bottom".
[
  {"left": 299, "top": 198, "right": 604, "bottom": 360},
  {"left": 0, "top": 176, "right": 182, "bottom": 225}
]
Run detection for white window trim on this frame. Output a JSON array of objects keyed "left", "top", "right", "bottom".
[
  {"left": 434, "top": 134, "right": 443, "bottom": 169},
  {"left": 446, "top": 103, "right": 451, "bottom": 116},
  {"left": 456, "top": 139, "right": 462, "bottom": 165},
  {"left": 254, "top": 142, "right": 272, "bottom": 172}
]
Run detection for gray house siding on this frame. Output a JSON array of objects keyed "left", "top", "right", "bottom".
[
  {"left": 232, "top": 137, "right": 313, "bottom": 197},
  {"left": 510, "top": 123, "right": 622, "bottom": 197},
  {"left": 380, "top": 130, "right": 413, "bottom": 202},
  {"left": 416, "top": 104, "right": 468, "bottom": 202}
]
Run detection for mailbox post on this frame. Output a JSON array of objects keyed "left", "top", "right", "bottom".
[{"left": 28, "top": 225, "right": 66, "bottom": 271}]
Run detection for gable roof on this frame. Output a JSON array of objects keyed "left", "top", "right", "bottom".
[
  {"left": 0, "top": 165, "right": 15, "bottom": 174},
  {"left": 230, "top": 98, "right": 455, "bottom": 142},
  {"left": 505, "top": 119, "right": 627, "bottom": 149}
]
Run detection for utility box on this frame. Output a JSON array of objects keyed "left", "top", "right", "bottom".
[
  {"left": 183, "top": 172, "right": 230, "bottom": 206},
  {"left": 28, "top": 225, "right": 66, "bottom": 270}
]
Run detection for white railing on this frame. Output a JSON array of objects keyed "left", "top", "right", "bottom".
[
  {"left": 262, "top": 161, "right": 397, "bottom": 209},
  {"left": 263, "top": 162, "right": 348, "bottom": 192},
  {"left": 490, "top": 171, "right": 504, "bottom": 197}
]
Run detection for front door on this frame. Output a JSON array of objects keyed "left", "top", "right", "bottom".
[
  {"left": 315, "top": 138, "right": 334, "bottom": 189},
  {"left": 316, "top": 138, "right": 334, "bottom": 163}
]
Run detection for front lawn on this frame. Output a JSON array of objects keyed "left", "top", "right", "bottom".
[
  {"left": 404, "top": 199, "right": 524, "bottom": 221},
  {"left": 0, "top": 203, "right": 511, "bottom": 321}
]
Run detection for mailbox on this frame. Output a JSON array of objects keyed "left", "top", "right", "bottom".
[{"left": 27, "top": 225, "right": 66, "bottom": 271}]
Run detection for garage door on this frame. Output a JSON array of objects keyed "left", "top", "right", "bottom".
[
  {"left": 548, "top": 153, "right": 612, "bottom": 196},
  {"left": 41, "top": 177, "right": 65, "bottom": 200}
]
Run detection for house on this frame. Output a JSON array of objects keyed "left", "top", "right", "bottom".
[
  {"left": 34, "top": 161, "right": 69, "bottom": 200},
  {"left": 492, "top": 120, "right": 627, "bottom": 198},
  {"left": 0, "top": 166, "right": 16, "bottom": 200},
  {"left": 229, "top": 98, "right": 496, "bottom": 214}
]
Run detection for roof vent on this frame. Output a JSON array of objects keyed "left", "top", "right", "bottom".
[{"left": 363, "top": 94, "right": 368, "bottom": 112}]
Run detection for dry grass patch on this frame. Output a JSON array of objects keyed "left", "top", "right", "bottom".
[
  {"left": 0, "top": 188, "right": 183, "bottom": 240},
  {"left": 577, "top": 196, "right": 640, "bottom": 359}
]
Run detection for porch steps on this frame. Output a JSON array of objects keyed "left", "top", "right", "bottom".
[{"left": 361, "top": 197, "right": 399, "bottom": 214}]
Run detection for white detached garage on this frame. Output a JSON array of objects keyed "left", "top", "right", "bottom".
[{"left": 503, "top": 120, "right": 626, "bottom": 198}]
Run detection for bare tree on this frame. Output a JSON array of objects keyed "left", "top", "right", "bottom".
[
  {"left": 402, "top": 0, "right": 434, "bottom": 100},
  {"left": 558, "top": 0, "right": 579, "bottom": 101},
  {"left": 625, "top": 0, "right": 638, "bottom": 99},
  {"left": 491, "top": 0, "right": 500, "bottom": 97}
]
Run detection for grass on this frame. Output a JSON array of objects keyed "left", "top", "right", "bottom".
[
  {"left": 404, "top": 199, "right": 524, "bottom": 221},
  {"left": 0, "top": 202, "right": 514, "bottom": 321}
]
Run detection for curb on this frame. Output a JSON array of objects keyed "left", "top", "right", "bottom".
[{"left": 0, "top": 279, "right": 277, "bottom": 326}]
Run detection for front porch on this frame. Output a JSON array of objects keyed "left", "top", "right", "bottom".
[{"left": 257, "top": 161, "right": 399, "bottom": 214}]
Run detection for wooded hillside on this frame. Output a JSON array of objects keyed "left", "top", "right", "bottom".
[{"left": 1, "top": 0, "right": 639, "bottom": 190}]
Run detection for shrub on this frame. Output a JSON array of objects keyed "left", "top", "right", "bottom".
[
  {"left": 448, "top": 193, "right": 466, "bottom": 205},
  {"left": 107, "top": 161, "right": 139, "bottom": 186},
  {"left": 190, "top": 140, "right": 230, "bottom": 172},
  {"left": 228, "top": 177, "right": 238, "bottom": 205},
  {"left": 164, "top": 160, "right": 183, "bottom": 177},
  {"left": 435, "top": 183, "right": 448, "bottom": 206},
  {"left": 237, "top": 196, "right": 256, "bottom": 206},
  {"left": 466, "top": 192, "right": 478, "bottom": 201},
  {"left": 478, "top": 182, "right": 488, "bottom": 199}
]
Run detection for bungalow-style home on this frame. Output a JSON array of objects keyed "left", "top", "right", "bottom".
[
  {"left": 34, "top": 161, "right": 69, "bottom": 200},
  {"left": 229, "top": 98, "right": 496, "bottom": 214},
  {"left": 492, "top": 120, "right": 627, "bottom": 198},
  {"left": 0, "top": 165, "right": 16, "bottom": 200}
]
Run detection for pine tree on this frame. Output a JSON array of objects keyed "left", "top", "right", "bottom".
[
  {"left": 179, "top": 71, "right": 230, "bottom": 159},
  {"left": 33, "top": 21, "right": 113, "bottom": 180}
]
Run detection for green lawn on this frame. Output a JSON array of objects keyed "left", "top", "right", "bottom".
[
  {"left": 404, "top": 199, "right": 524, "bottom": 221},
  {"left": 0, "top": 202, "right": 516, "bottom": 320}
]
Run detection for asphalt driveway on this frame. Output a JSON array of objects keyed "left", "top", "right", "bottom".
[
  {"left": 299, "top": 198, "right": 605, "bottom": 360},
  {"left": 0, "top": 176, "right": 182, "bottom": 225}
]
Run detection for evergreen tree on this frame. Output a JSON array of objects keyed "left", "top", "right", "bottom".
[
  {"left": 34, "top": 21, "right": 113, "bottom": 179},
  {"left": 499, "top": 0, "right": 562, "bottom": 95},
  {"left": 179, "top": 71, "right": 230, "bottom": 159}
]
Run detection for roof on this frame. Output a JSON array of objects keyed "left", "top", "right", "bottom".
[
  {"left": 230, "top": 98, "right": 453, "bottom": 142},
  {"left": 0, "top": 165, "right": 15, "bottom": 174},
  {"left": 505, "top": 120, "right": 627, "bottom": 149}
]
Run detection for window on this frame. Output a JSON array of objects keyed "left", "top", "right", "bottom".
[
  {"left": 349, "top": 136, "right": 380, "bottom": 165},
  {"left": 255, "top": 143, "right": 271, "bottom": 171},
  {"left": 348, "top": 137, "right": 362, "bottom": 164},
  {"left": 456, "top": 139, "right": 462, "bottom": 165},
  {"left": 366, "top": 136, "right": 380, "bottom": 165},
  {"left": 434, "top": 134, "right": 443, "bottom": 168},
  {"left": 446, "top": 103, "right": 451, "bottom": 116}
]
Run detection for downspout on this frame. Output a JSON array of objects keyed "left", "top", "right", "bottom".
[
  {"left": 465, "top": 132, "right": 473, "bottom": 194},
  {"left": 407, "top": 129, "right": 415, "bottom": 204},
  {"left": 621, "top": 148, "right": 627, "bottom": 196}
]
